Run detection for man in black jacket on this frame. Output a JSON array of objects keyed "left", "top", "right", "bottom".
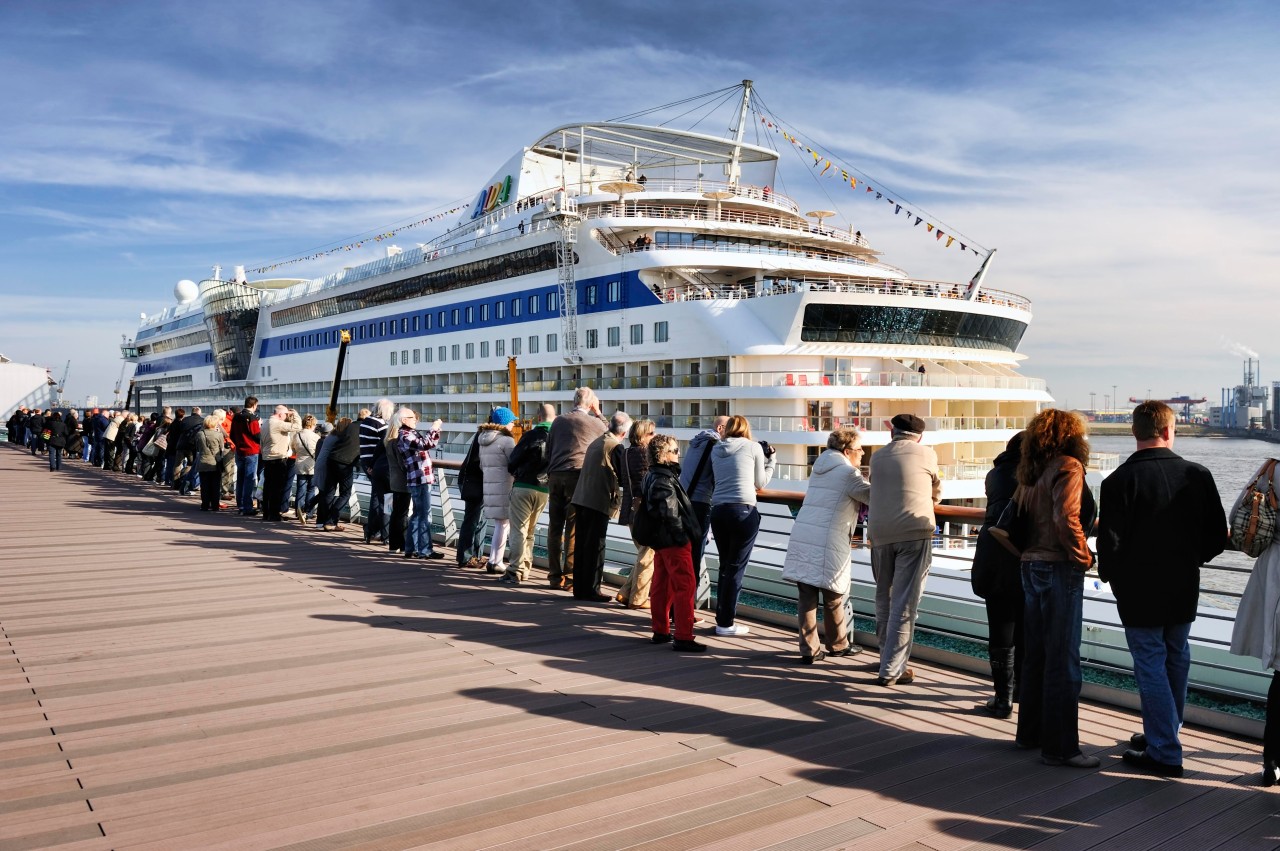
[{"left": 1098, "top": 401, "right": 1227, "bottom": 778}]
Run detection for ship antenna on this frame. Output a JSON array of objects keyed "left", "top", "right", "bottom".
[
  {"left": 726, "top": 80, "right": 753, "bottom": 186},
  {"left": 963, "top": 248, "right": 997, "bottom": 301}
]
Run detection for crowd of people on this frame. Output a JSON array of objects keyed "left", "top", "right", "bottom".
[{"left": 6, "top": 395, "right": 1278, "bottom": 783}]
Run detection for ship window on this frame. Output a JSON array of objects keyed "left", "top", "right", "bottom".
[
  {"left": 413, "top": 349, "right": 420, "bottom": 364},
  {"left": 585, "top": 329, "right": 599, "bottom": 349},
  {"left": 451, "top": 309, "right": 460, "bottom": 326},
  {"left": 438, "top": 311, "right": 446, "bottom": 327},
  {"left": 412, "top": 316, "right": 419, "bottom": 332},
  {"left": 800, "top": 304, "right": 1027, "bottom": 352},
  {"left": 528, "top": 295, "right": 538, "bottom": 314},
  {"left": 512, "top": 337, "right": 521, "bottom": 355},
  {"left": 358, "top": 326, "right": 366, "bottom": 340},
  {"left": 480, "top": 304, "right": 489, "bottom": 321},
  {"left": 585, "top": 285, "right": 598, "bottom": 306},
  {"left": 425, "top": 313, "right": 433, "bottom": 330},
  {"left": 512, "top": 298, "right": 521, "bottom": 318},
  {"left": 547, "top": 292, "right": 557, "bottom": 312},
  {"left": 607, "top": 280, "right": 621, "bottom": 302},
  {"left": 529, "top": 335, "right": 538, "bottom": 354},
  {"left": 496, "top": 339, "right": 505, "bottom": 356},
  {"left": 496, "top": 301, "right": 505, "bottom": 319},
  {"left": 480, "top": 341, "right": 489, "bottom": 357},
  {"left": 630, "top": 324, "right": 643, "bottom": 344},
  {"left": 465, "top": 306, "right": 474, "bottom": 324},
  {"left": 390, "top": 351, "right": 397, "bottom": 366},
  {"left": 380, "top": 321, "right": 386, "bottom": 337},
  {"left": 279, "top": 340, "right": 284, "bottom": 352},
  {"left": 423, "top": 347, "right": 432, "bottom": 363},
  {"left": 451, "top": 344, "right": 460, "bottom": 360},
  {"left": 547, "top": 333, "right": 557, "bottom": 352},
  {"left": 607, "top": 326, "right": 620, "bottom": 347},
  {"left": 438, "top": 345, "right": 447, "bottom": 362},
  {"left": 402, "top": 349, "right": 408, "bottom": 364},
  {"left": 466, "top": 343, "right": 474, "bottom": 359},
  {"left": 654, "top": 321, "right": 669, "bottom": 343}
]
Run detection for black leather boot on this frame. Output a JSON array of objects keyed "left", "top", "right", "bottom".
[{"left": 984, "top": 646, "right": 1016, "bottom": 718}]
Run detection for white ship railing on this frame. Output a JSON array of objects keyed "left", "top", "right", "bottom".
[
  {"left": 730, "top": 370, "right": 1049, "bottom": 392},
  {"left": 658, "top": 277, "right": 1031, "bottom": 311},
  {"left": 578, "top": 197, "right": 866, "bottom": 245}
]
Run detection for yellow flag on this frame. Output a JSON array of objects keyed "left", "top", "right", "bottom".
[
  {"left": 926, "top": 223, "right": 934, "bottom": 233},
  {"left": 945, "top": 236, "right": 955, "bottom": 248},
  {"left": 821, "top": 160, "right": 832, "bottom": 175}
]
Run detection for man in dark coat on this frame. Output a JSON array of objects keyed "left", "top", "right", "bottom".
[{"left": 1098, "top": 400, "right": 1227, "bottom": 778}]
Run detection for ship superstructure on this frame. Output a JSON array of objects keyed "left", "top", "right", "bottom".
[{"left": 122, "top": 83, "right": 1052, "bottom": 498}]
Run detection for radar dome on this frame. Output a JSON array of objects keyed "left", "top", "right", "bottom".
[{"left": 174, "top": 280, "right": 199, "bottom": 303}]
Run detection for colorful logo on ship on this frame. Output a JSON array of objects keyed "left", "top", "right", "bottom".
[{"left": 471, "top": 175, "right": 512, "bottom": 219}]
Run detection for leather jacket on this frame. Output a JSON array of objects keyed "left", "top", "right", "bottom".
[{"left": 1017, "top": 455, "right": 1093, "bottom": 569}]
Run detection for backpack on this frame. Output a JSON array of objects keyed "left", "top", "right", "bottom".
[{"left": 1230, "top": 459, "right": 1279, "bottom": 558}]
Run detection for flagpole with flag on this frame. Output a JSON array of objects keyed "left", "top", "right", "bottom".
[{"left": 963, "top": 248, "right": 997, "bottom": 301}]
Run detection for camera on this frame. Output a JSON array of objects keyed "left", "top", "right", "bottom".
[{"left": 758, "top": 440, "right": 776, "bottom": 458}]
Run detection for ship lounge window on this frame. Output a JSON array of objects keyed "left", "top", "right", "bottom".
[
  {"left": 512, "top": 337, "right": 521, "bottom": 355},
  {"left": 451, "top": 344, "right": 460, "bottom": 360},
  {"left": 529, "top": 335, "right": 538, "bottom": 354},
  {"left": 654, "top": 321, "right": 669, "bottom": 343},
  {"left": 547, "top": 333, "right": 557, "bottom": 352},
  {"left": 607, "top": 326, "right": 620, "bottom": 347},
  {"left": 480, "top": 341, "right": 489, "bottom": 357},
  {"left": 607, "top": 280, "right": 621, "bottom": 302},
  {"left": 585, "top": 329, "right": 599, "bottom": 349},
  {"left": 631, "top": 324, "right": 643, "bottom": 344},
  {"left": 466, "top": 343, "right": 474, "bottom": 359},
  {"left": 438, "top": 345, "right": 447, "bottom": 362},
  {"left": 546, "top": 292, "right": 557, "bottom": 312},
  {"left": 496, "top": 301, "right": 505, "bottom": 320},
  {"left": 528, "top": 295, "right": 538, "bottom": 315},
  {"left": 465, "top": 306, "right": 474, "bottom": 324},
  {"left": 800, "top": 304, "right": 1028, "bottom": 352},
  {"left": 480, "top": 304, "right": 489, "bottom": 321},
  {"left": 496, "top": 339, "right": 505, "bottom": 357},
  {"left": 585, "top": 285, "right": 598, "bottom": 306},
  {"left": 511, "top": 298, "right": 521, "bottom": 318}
]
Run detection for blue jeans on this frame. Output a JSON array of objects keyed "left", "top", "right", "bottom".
[
  {"left": 1125, "top": 622, "right": 1191, "bottom": 765},
  {"left": 710, "top": 503, "right": 761, "bottom": 628},
  {"left": 294, "top": 474, "right": 315, "bottom": 517},
  {"left": 322, "top": 462, "right": 355, "bottom": 526},
  {"left": 48, "top": 447, "right": 62, "bottom": 471},
  {"left": 235, "top": 452, "right": 259, "bottom": 513},
  {"left": 1017, "top": 560, "right": 1085, "bottom": 760},
  {"left": 407, "top": 483, "right": 434, "bottom": 555},
  {"left": 456, "top": 498, "right": 486, "bottom": 565}
]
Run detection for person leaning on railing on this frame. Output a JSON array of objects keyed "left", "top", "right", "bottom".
[{"left": 779, "top": 426, "right": 870, "bottom": 664}]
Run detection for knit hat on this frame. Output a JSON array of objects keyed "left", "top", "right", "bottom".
[
  {"left": 890, "top": 413, "right": 927, "bottom": 434},
  {"left": 488, "top": 407, "right": 516, "bottom": 426},
  {"left": 316, "top": 421, "right": 335, "bottom": 435}
]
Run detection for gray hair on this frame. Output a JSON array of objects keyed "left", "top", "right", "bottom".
[
  {"left": 573, "top": 386, "right": 597, "bottom": 408},
  {"left": 374, "top": 398, "right": 395, "bottom": 420},
  {"left": 609, "top": 410, "right": 631, "bottom": 436},
  {"left": 826, "top": 425, "right": 862, "bottom": 452}
]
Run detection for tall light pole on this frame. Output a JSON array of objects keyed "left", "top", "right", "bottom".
[
  {"left": 1112, "top": 384, "right": 1118, "bottom": 413},
  {"left": 1090, "top": 391, "right": 1096, "bottom": 413}
]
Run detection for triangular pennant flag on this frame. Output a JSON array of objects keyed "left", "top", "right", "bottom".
[
  {"left": 959, "top": 243, "right": 966, "bottom": 252},
  {"left": 850, "top": 178, "right": 857, "bottom": 189},
  {"left": 866, "top": 186, "right": 873, "bottom": 193},
  {"left": 914, "top": 217, "right": 922, "bottom": 226},
  {"left": 875, "top": 192, "right": 882, "bottom": 199},
  {"left": 936, "top": 230, "right": 944, "bottom": 241},
  {"left": 926, "top": 223, "right": 934, "bottom": 232},
  {"left": 946, "top": 236, "right": 955, "bottom": 248},
  {"left": 895, "top": 204, "right": 901, "bottom": 214},
  {"left": 821, "top": 160, "right": 832, "bottom": 175}
]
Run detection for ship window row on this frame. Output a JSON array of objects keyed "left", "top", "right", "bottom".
[
  {"left": 135, "top": 311, "right": 206, "bottom": 342},
  {"left": 139, "top": 328, "right": 211, "bottom": 356},
  {"left": 390, "top": 334, "right": 564, "bottom": 366},
  {"left": 800, "top": 304, "right": 1026, "bottom": 352},
  {"left": 270, "top": 244, "right": 560, "bottom": 328}
]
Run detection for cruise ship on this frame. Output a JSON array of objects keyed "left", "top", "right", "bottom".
[{"left": 122, "top": 81, "right": 1052, "bottom": 499}]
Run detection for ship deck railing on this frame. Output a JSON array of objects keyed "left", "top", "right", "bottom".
[
  {"left": 655, "top": 275, "right": 1032, "bottom": 311},
  {"left": 731, "top": 369, "right": 1049, "bottom": 392},
  {"left": 577, "top": 195, "right": 866, "bottom": 245}
]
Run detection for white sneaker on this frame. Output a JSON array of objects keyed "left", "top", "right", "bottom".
[{"left": 715, "top": 624, "right": 750, "bottom": 637}]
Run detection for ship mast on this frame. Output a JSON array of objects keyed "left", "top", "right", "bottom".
[{"left": 726, "top": 80, "right": 753, "bottom": 186}]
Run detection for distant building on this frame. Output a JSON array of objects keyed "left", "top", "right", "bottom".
[{"left": 0, "top": 355, "right": 57, "bottom": 416}]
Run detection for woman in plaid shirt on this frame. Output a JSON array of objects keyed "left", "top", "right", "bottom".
[{"left": 395, "top": 409, "right": 443, "bottom": 559}]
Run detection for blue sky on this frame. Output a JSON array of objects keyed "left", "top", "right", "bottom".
[{"left": 1, "top": 0, "right": 1275, "bottom": 410}]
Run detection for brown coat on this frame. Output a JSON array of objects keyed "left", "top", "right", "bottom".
[
  {"left": 1017, "top": 455, "right": 1091, "bottom": 568},
  {"left": 571, "top": 431, "right": 623, "bottom": 518}
]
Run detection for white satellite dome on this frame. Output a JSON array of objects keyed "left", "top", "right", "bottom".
[{"left": 174, "top": 279, "right": 199, "bottom": 303}]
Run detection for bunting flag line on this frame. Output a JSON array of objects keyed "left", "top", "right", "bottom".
[
  {"left": 247, "top": 203, "right": 469, "bottom": 273},
  {"left": 758, "top": 112, "right": 983, "bottom": 256}
]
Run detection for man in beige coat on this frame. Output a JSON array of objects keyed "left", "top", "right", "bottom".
[{"left": 868, "top": 413, "right": 941, "bottom": 686}]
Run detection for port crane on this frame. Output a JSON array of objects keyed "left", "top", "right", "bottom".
[
  {"left": 111, "top": 361, "right": 131, "bottom": 408},
  {"left": 55, "top": 361, "right": 70, "bottom": 406}
]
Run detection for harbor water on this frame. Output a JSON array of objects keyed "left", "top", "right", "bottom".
[{"left": 1089, "top": 433, "right": 1280, "bottom": 606}]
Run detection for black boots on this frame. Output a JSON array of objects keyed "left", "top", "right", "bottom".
[{"left": 984, "top": 646, "right": 1016, "bottom": 719}]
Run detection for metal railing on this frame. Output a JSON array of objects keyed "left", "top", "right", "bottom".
[
  {"left": 730, "top": 370, "right": 1049, "bottom": 393},
  {"left": 656, "top": 276, "right": 1031, "bottom": 312}
]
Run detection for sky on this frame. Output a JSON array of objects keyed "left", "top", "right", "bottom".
[{"left": 1, "top": 0, "right": 1276, "bottom": 411}]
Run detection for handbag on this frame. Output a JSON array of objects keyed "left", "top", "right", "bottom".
[
  {"left": 141, "top": 437, "right": 161, "bottom": 459},
  {"left": 987, "top": 497, "right": 1026, "bottom": 557},
  {"left": 153, "top": 432, "right": 169, "bottom": 451},
  {"left": 1231, "top": 459, "right": 1279, "bottom": 557}
]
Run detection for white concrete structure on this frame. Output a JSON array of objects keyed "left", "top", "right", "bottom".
[{"left": 0, "top": 356, "right": 56, "bottom": 416}]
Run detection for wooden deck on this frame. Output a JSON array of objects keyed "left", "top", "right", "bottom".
[{"left": 1, "top": 444, "right": 1276, "bottom": 851}]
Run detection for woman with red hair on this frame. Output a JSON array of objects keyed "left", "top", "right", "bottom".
[{"left": 1013, "top": 409, "right": 1098, "bottom": 768}]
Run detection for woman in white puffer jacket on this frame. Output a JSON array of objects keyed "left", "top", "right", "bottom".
[
  {"left": 478, "top": 407, "right": 517, "bottom": 573},
  {"left": 780, "top": 426, "right": 871, "bottom": 663}
]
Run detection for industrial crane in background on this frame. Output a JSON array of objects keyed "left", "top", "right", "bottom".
[
  {"left": 55, "top": 361, "right": 70, "bottom": 406},
  {"left": 111, "top": 361, "right": 130, "bottom": 408}
]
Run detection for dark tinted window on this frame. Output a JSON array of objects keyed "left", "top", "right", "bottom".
[{"left": 801, "top": 304, "right": 1026, "bottom": 351}]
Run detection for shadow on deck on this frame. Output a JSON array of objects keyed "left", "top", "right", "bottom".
[{"left": 0, "top": 444, "right": 1275, "bottom": 850}]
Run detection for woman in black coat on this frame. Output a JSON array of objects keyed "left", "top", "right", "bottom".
[
  {"left": 633, "top": 434, "right": 705, "bottom": 653},
  {"left": 44, "top": 412, "right": 69, "bottom": 472},
  {"left": 970, "top": 432, "right": 1024, "bottom": 717}
]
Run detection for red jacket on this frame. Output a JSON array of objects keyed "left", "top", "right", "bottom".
[{"left": 229, "top": 408, "right": 262, "bottom": 455}]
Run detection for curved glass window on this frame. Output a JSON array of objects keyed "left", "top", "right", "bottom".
[{"left": 801, "top": 304, "right": 1027, "bottom": 351}]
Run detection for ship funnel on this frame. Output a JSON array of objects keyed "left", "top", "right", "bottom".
[{"left": 233, "top": 265, "right": 247, "bottom": 284}]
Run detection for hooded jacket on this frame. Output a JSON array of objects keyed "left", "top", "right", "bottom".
[
  {"left": 780, "top": 450, "right": 871, "bottom": 594},
  {"left": 679, "top": 429, "right": 720, "bottom": 504},
  {"left": 508, "top": 421, "right": 552, "bottom": 490},
  {"left": 709, "top": 437, "right": 775, "bottom": 506},
  {"left": 478, "top": 424, "right": 516, "bottom": 519}
]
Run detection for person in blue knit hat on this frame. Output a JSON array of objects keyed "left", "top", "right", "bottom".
[{"left": 489, "top": 407, "right": 517, "bottom": 426}]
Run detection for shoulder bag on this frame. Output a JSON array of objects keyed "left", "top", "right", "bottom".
[{"left": 1231, "top": 459, "right": 1279, "bottom": 557}]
